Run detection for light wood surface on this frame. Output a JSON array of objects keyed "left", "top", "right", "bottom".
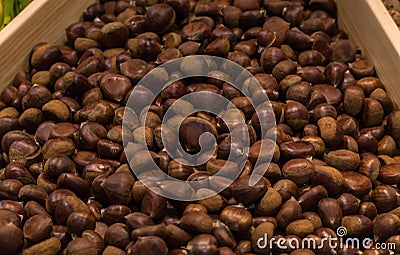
[
  {"left": 337, "top": 0, "right": 400, "bottom": 107},
  {"left": 0, "top": 0, "right": 96, "bottom": 89}
]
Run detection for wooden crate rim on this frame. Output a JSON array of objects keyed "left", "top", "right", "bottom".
[
  {"left": 0, "top": 0, "right": 399, "bottom": 106},
  {"left": 336, "top": 0, "right": 400, "bottom": 106},
  {"left": 0, "top": 0, "right": 96, "bottom": 88}
]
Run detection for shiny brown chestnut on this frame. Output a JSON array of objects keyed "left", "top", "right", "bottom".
[
  {"left": 67, "top": 211, "right": 96, "bottom": 235},
  {"left": 276, "top": 197, "right": 303, "bottom": 230},
  {"left": 23, "top": 214, "right": 53, "bottom": 245},
  {"left": 186, "top": 234, "right": 218, "bottom": 255}
]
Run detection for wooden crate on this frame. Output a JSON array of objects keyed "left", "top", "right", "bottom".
[
  {"left": 336, "top": 0, "right": 400, "bottom": 106},
  {"left": 0, "top": 0, "right": 96, "bottom": 88},
  {"left": 0, "top": 0, "right": 399, "bottom": 106}
]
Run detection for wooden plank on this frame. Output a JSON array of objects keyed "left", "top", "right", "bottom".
[
  {"left": 336, "top": 0, "right": 400, "bottom": 106},
  {"left": 0, "top": 0, "right": 96, "bottom": 90}
]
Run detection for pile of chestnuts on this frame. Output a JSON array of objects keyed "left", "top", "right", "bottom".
[{"left": 0, "top": 0, "right": 400, "bottom": 254}]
